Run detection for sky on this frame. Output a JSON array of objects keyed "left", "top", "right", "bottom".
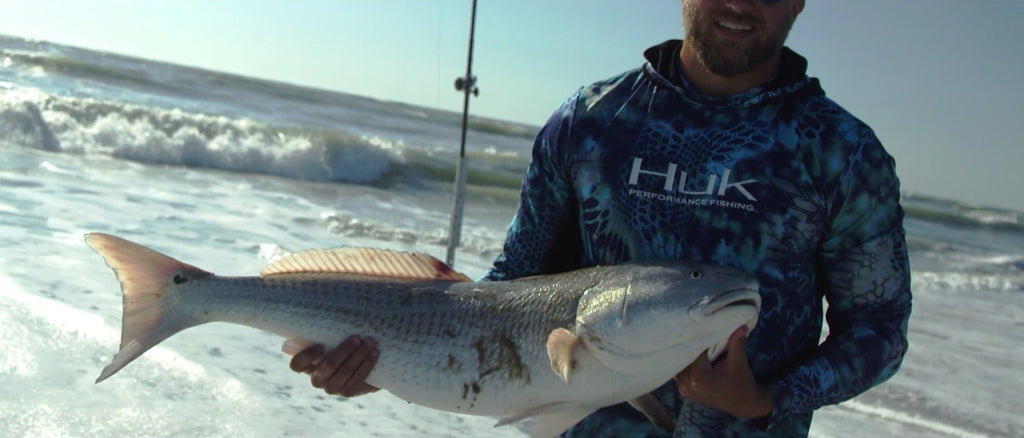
[{"left": 0, "top": 0, "right": 1021, "bottom": 212}]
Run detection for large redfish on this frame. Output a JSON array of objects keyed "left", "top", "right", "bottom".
[{"left": 86, "top": 233, "right": 760, "bottom": 438}]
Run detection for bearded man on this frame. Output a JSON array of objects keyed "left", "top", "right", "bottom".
[{"left": 289, "top": 1, "right": 913, "bottom": 437}]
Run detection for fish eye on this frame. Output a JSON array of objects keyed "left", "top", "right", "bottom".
[
  {"left": 689, "top": 269, "right": 703, "bottom": 280},
  {"left": 173, "top": 273, "right": 188, "bottom": 284}
]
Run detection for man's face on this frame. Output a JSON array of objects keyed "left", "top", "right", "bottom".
[{"left": 682, "top": 0, "right": 803, "bottom": 76}]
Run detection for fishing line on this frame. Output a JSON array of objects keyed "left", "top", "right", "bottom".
[{"left": 436, "top": 1, "right": 443, "bottom": 108}]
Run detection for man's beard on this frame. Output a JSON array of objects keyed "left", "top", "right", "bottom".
[{"left": 683, "top": 3, "right": 793, "bottom": 77}]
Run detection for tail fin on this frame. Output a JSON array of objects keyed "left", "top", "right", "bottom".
[{"left": 85, "top": 233, "right": 212, "bottom": 383}]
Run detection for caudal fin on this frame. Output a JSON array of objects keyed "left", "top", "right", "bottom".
[{"left": 85, "top": 233, "right": 212, "bottom": 383}]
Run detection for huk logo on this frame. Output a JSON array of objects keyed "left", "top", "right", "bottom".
[{"left": 627, "top": 157, "right": 759, "bottom": 211}]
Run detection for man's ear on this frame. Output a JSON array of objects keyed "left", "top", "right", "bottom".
[{"left": 792, "top": 0, "right": 805, "bottom": 17}]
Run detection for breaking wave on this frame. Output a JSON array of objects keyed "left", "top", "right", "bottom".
[
  {"left": 903, "top": 192, "right": 1024, "bottom": 233},
  {"left": 0, "top": 88, "right": 529, "bottom": 190}
]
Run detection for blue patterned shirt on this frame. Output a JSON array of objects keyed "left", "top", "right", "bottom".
[{"left": 484, "top": 40, "right": 912, "bottom": 437}]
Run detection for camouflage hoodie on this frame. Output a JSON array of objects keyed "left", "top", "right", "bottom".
[{"left": 484, "top": 39, "right": 912, "bottom": 437}]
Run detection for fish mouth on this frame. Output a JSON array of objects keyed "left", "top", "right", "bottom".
[
  {"left": 693, "top": 288, "right": 761, "bottom": 363},
  {"left": 702, "top": 288, "right": 761, "bottom": 317}
]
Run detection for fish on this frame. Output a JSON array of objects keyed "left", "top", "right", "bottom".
[{"left": 85, "top": 232, "right": 761, "bottom": 438}]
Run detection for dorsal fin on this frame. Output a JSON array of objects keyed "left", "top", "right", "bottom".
[{"left": 260, "top": 247, "right": 471, "bottom": 282}]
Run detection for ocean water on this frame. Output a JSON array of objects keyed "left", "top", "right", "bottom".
[{"left": 1, "top": 34, "right": 1022, "bottom": 438}]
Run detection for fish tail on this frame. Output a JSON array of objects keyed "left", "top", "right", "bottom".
[{"left": 85, "top": 233, "right": 211, "bottom": 383}]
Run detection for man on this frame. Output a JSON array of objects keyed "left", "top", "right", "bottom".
[{"left": 289, "top": 0, "right": 913, "bottom": 436}]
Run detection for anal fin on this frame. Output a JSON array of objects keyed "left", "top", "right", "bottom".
[{"left": 495, "top": 402, "right": 595, "bottom": 438}]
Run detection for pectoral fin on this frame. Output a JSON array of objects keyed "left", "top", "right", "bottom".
[
  {"left": 495, "top": 402, "right": 594, "bottom": 438},
  {"left": 545, "top": 328, "right": 578, "bottom": 384},
  {"left": 628, "top": 393, "right": 675, "bottom": 432}
]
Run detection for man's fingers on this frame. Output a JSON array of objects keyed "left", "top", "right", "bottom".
[
  {"left": 675, "top": 328, "right": 768, "bottom": 418},
  {"left": 724, "top": 327, "right": 750, "bottom": 372},
  {"left": 288, "top": 344, "right": 324, "bottom": 373},
  {"left": 692, "top": 352, "right": 712, "bottom": 378},
  {"left": 676, "top": 351, "right": 712, "bottom": 397},
  {"left": 324, "top": 339, "right": 374, "bottom": 389},
  {"left": 729, "top": 326, "right": 749, "bottom": 351},
  {"left": 286, "top": 335, "right": 382, "bottom": 398},
  {"left": 330, "top": 348, "right": 380, "bottom": 397},
  {"left": 311, "top": 336, "right": 362, "bottom": 385},
  {"left": 676, "top": 366, "right": 693, "bottom": 396}
]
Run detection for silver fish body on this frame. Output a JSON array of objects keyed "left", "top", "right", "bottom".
[{"left": 86, "top": 233, "right": 761, "bottom": 437}]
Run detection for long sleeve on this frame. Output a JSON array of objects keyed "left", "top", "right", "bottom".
[
  {"left": 764, "top": 127, "right": 912, "bottom": 427},
  {"left": 483, "top": 92, "right": 584, "bottom": 281}
]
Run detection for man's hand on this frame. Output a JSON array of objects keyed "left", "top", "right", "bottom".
[
  {"left": 288, "top": 335, "right": 380, "bottom": 397},
  {"left": 675, "top": 327, "right": 773, "bottom": 420}
]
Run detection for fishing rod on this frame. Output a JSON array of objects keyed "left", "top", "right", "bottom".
[{"left": 445, "top": 0, "right": 479, "bottom": 267}]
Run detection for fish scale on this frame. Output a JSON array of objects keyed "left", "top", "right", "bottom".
[
  {"left": 170, "top": 273, "right": 582, "bottom": 413},
  {"left": 86, "top": 232, "right": 760, "bottom": 438}
]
